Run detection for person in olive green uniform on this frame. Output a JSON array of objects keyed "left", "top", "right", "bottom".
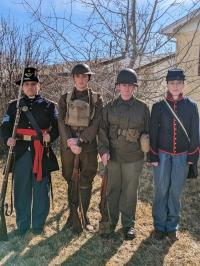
[
  {"left": 98, "top": 68, "right": 150, "bottom": 240},
  {"left": 58, "top": 63, "right": 103, "bottom": 233}
]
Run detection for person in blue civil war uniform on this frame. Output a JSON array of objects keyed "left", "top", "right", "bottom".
[
  {"left": 0, "top": 67, "right": 59, "bottom": 236},
  {"left": 149, "top": 69, "right": 199, "bottom": 241}
]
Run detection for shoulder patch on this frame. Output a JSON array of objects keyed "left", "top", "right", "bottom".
[{"left": 2, "top": 114, "right": 10, "bottom": 123}]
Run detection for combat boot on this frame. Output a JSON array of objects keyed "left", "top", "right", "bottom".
[{"left": 80, "top": 186, "right": 94, "bottom": 231}]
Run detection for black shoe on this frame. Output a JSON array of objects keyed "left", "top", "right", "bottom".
[
  {"left": 14, "top": 229, "right": 29, "bottom": 237},
  {"left": 32, "top": 228, "right": 43, "bottom": 235},
  {"left": 100, "top": 224, "right": 116, "bottom": 239},
  {"left": 166, "top": 231, "right": 179, "bottom": 242},
  {"left": 152, "top": 230, "right": 165, "bottom": 240},
  {"left": 65, "top": 213, "right": 73, "bottom": 228},
  {"left": 124, "top": 227, "right": 136, "bottom": 240}
]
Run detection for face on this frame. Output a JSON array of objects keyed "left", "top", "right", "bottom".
[
  {"left": 73, "top": 74, "right": 89, "bottom": 91},
  {"left": 22, "top": 81, "right": 39, "bottom": 97},
  {"left": 167, "top": 80, "right": 184, "bottom": 99},
  {"left": 117, "top": 83, "right": 136, "bottom": 100}
]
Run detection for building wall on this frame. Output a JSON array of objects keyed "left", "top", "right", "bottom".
[
  {"left": 175, "top": 19, "right": 200, "bottom": 109},
  {"left": 137, "top": 56, "right": 175, "bottom": 109}
]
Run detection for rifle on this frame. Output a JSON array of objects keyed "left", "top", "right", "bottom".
[
  {"left": 98, "top": 166, "right": 111, "bottom": 235},
  {"left": 99, "top": 166, "right": 108, "bottom": 222},
  {"left": 71, "top": 140, "right": 86, "bottom": 234},
  {"left": 0, "top": 68, "right": 25, "bottom": 241},
  {"left": 99, "top": 165, "right": 111, "bottom": 235}
]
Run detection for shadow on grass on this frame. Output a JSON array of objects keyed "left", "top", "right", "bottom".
[
  {"left": 61, "top": 229, "right": 124, "bottom": 266},
  {"left": 138, "top": 164, "right": 200, "bottom": 242},
  {"left": 0, "top": 206, "right": 68, "bottom": 265},
  {"left": 125, "top": 234, "right": 174, "bottom": 266},
  {"left": 179, "top": 178, "right": 200, "bottom": 241}
]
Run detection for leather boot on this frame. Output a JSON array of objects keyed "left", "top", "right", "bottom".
[
  {"left": 80, "top": 186, "right": 94, "bottom": 231},
  {"left": 65, "top": 184, "right": 73, "bottom": 228}
]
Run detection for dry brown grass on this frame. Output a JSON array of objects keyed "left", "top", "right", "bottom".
[{"left": 0, "top": 163, "right": 200, "bottom": 266}]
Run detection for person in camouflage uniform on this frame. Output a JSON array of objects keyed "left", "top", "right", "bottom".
[
  {"left": 98, "top": 68, "right": 150, "bottom": 240},
  {"left": 58, "top": 63, "right": 103, "bottom": 233}
]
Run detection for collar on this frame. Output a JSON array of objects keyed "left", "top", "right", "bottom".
[
  {"left": 165, "top": 91, "right": 184, "bottom": 102},
  {"left": 23, "top": 94, "right": 41, "bottom": 101},
  {"left": 74, "top": 87, "right": 88, "bottom": 95},
  {"left": 118, "top": 95, "right": 135, "bottom": 106}
]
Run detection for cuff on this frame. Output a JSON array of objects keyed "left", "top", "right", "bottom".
[
  {"left": 149, "top": 147, "right": 159, "bottom": 162},
  {"left": 187, "top": 149, "right": 199, "bottom": 164}
]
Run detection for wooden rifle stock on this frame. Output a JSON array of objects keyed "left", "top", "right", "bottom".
[
  {"left": 0, "top": 147, "right": 14, "bottom": 240},
  {"left": 71, "top": 154, "right": 83, "bottom": 233},
  {"left": 0, "top": 68, "right": 24, "bottom": 241},
  {"left": 99, "top": 166, "right": 108, "bottom": 222}
]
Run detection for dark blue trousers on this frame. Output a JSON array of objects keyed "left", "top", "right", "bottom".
[{"left": 13, "top": 151, "right": 50, "bottom": 231}]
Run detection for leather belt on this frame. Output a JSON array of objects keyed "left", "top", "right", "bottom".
[{"left": 16, "top": 134, "right": 38, "bottom": 141}]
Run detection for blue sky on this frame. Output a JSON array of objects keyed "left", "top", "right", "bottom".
[
  {"left": 0, "top": 0, "right": 199, "bottom": 63},
  {"left": 0, "top": 0, "right": 89, "bottom": 26}
]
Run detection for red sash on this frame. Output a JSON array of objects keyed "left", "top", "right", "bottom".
[{"left": 16, "top": 128, "right": 47, "bottom": 181}]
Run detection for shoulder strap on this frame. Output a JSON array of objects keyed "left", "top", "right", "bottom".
[
  {"left": 91, "top": 92, "right": 98, "bottom": 104},
  {"left": 66, "top": 91, "right": 73, "bottom": 103},
  {"left": 90, "top": 90, "right": 98, "bottom": 120},
  {"left": 164, "top": 99, "right": 190, "bottom": 143},
  {"left": 20, "top": 99, "right": 43, "bottom": 142}
]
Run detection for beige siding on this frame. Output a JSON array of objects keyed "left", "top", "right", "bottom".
[{"left": 175, "top": 25, "right": 200, "bottom": 109}]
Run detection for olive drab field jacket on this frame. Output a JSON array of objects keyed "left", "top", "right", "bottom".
[
  {"left": 98, "top": 95, "right": 150, "bottom": 162},
  {"left": 58, "top": 88, "right": 103, "bottom": 153}
]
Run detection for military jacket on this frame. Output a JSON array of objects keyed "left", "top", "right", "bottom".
[
  {"left": 58, "top": 88, "right": 103, "bottom": 153},
  {"left": 149, "top": 93, "right": 199, "bottom": 163},
  {"left": 98, "top": 95, "right": 150, "bottom": 162},
  {"left": 0, "top": 94, "right": 59, "bottom": 174}
]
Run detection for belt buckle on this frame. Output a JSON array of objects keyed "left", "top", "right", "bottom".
[{"left": 23, "top": 135, "right": 32, "bottom": 141}]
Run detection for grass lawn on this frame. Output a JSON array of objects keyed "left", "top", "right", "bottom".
[{"left": 0, "top": 163, "right": 200, "bottom": 266}]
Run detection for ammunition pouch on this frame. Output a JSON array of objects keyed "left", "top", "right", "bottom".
[
  {"left": 65, "top": 99, "right": 90, "bottom": 127},
  {"left": 117, "top": 128, "right": 140, "bottom": 142}
]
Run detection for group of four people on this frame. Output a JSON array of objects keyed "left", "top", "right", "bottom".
[{"left": 0, "top": 64, "right": 199, "bottom": 242}]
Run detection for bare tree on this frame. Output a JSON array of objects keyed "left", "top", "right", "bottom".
[
  {"left": 19, "top": 1, "right": 200, "bottom": 102},
  {"left": 0, "top": 16, "right": 55, "bottom": 118}
]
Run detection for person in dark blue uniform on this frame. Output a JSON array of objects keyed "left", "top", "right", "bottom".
[
  {"left": 149, "top": 69, "right": 199, "bottom": 241},
  {"left": 0, "top": 67, "right": 59, "bottom": 236}
]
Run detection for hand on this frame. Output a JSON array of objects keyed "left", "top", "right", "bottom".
[
  {"left": 70, "top": 145, "right": 82, "bottom": 155},
  {"left": 7, "top": 137, "right": 16, "bottom": 147},
  {"left": 67, "top": 138, "right": 78, "bottom": 148},
  {"left": 151, "top": 162, "right": 159, "bottom": 167},
  {"left": 188, "top": 162, "right": 193, "bottom": 165},
  {"left": 43, "top": 132, "right": 50, "bottom": 143},
  {"left": 101, "top": 153, "right": 110, "bottom": 166}
]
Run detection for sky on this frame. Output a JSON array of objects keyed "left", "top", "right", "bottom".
[
  {"left": 0, "top": 0, "right": 199, "bottom": 63},
  {"left": 0, "top": 0, "right": 198, "bottom": 31},
  {"left": 0, "top": 0, "right": 88, "bottom": 26}
]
